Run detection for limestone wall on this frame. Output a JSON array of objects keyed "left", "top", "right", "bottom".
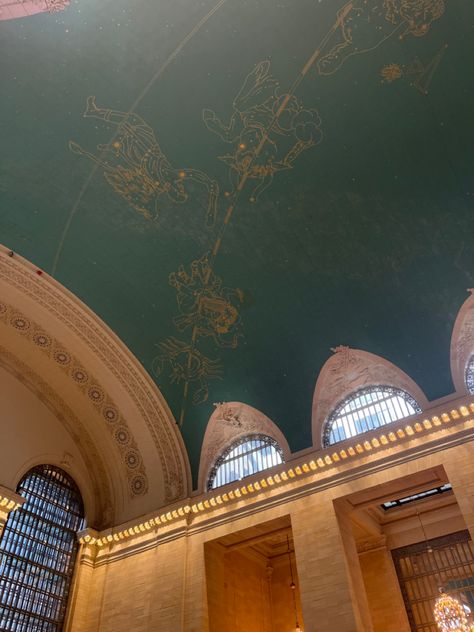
[{"left": 67, "top": 438, "right": 474, "bottom": 632}]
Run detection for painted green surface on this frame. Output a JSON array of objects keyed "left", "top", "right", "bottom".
[{"left": 1, "top": 0, "right": 474, "bottom": 483}]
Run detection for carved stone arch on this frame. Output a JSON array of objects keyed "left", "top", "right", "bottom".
[
  {"left": 11, "top": 453, "right": 98, "bottom": 531},
  {"left": 0, "top": 245, "right": 191, "bottom": 525},
  {"left": 311, "top": 346, "right": 428, "bottom": 450},
  {"left": 198, "top": 402, "right": 291, "bottom": 493},
  {"left": 0, "top": 348, "right": 114, "bottom": 529},
  {"left": 450, "top": 291, "right": 474, "bottom": 395}
]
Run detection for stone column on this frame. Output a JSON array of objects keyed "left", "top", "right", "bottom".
[
  {"left": 358, "top": 536, "right": 410, "bottom": 632},
  {"left": 444, "top": 444, "right": 474, "bottom": 541},
  {"left": 66, "top": 529, "right": 100, "bottom": 632},
  {"left": 291, "top": 495, "right": 373, "bottom": 632}
]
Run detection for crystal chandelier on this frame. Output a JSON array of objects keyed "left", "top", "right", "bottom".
[
  {"left": 433, "top": 589, "right": 469, "bottom": 632},
  {"left": 416, "top": 511, "right": 471, "bottom": 632}
]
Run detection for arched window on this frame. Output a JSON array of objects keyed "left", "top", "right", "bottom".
[
  {"left": 0, "top": 465, "right": 84, "bottom": 631},
  {"left": 465, "top": 356, "right": 474, "bottom": 394},
  {"left": 323, "top": 386, "right": 421, "bottom": 447},
  {"left": 208, "top": 435, "right": 284, "bottom": 491}
]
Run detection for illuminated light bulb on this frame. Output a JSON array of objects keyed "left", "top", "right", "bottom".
[
  {"left": 396, "top": 429, "right": 405, "bottom": 438},
  {"left": 423, "top": 419, "right": 432, "bottom": 429},
  {"left": 371, "top": 438, "right": 380, "bottom": 448},
  {"left": 388, "top": 432, "right": 397, "bottom": 442},
  {"left": 450, "top": 409, "right": 460, "bottom": 420},
  {"left": 355, "top": 444, "right": 364, "bottom": 454},
  {"left": 414, "top": 422, "right": 423, "bottom": 433},
  {"left": 433, "top": 590, "right": 469, "bottom": 632},
  {"left": 460, "top": 406, "right": 469, "bottom": 417},
  {"left": 316, "top": 458, "right": 325, "bottom": 467},
  {"left": 324, "top": 455, "right": 332, "bottom": 465},
  {"left": 347, "top": 446, "right": 356, "bottom": 456},
  {"left": 363, "top": 441, "right": 372, "bottom": 451}
]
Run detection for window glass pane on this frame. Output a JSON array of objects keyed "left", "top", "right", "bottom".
[
  {"left": 323, "top": 386, "right": 421, "bottom": 446},
  {"left": 466, "top": 356, "right": 474, "bottom": 394},
  {"left": 208, "top": 435, "right": 284, "bottom": 490},
  {"left": 0, "top": 465, "right": 84, "bottom": 631}
]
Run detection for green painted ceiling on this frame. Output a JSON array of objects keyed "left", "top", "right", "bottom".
[{"left": 2, "top": 0, "right": 474, "bottom": 484}]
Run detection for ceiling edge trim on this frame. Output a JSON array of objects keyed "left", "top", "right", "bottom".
[
  {"left": 0, "top": 246, "right": 191, "bottom": 501},
  {"left": 0, "top": 347, "right": 112, "bottom": 529},
  {"left": 0, "top": 300, "right": 148, "bottom": 497}
]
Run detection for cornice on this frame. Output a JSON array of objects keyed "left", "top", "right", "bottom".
[{"left": 78, "top": 396, "right": 474, "bottom": 563}]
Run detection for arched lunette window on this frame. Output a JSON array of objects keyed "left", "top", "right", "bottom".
[
  {"left": 323, "top": 385, "right": 421, "bottom": 447},
  {"left": 0, "top": 465, "right": 84, "bottom": 631},
  {"left": 465, "top": 356, "right": 474, "bottom": 394},
  {"left": 208, "top": 434, "right": 284, "bottom": 491}
]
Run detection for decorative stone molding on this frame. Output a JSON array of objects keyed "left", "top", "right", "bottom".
[
  {"left": 450, "top": 291, "right": 474, "bottom": 395},
  {"left": 74, "top": 399, "right": 474, "bottom": 554},
  {"left": 356, "top": 535, "right": 388, "bottom": 554},
  {"left": 0, "top": 485, "right": 24, "bottom": 539},
  {"left": 0, "top": 247, "right": 189, "bottom": 502},
  {"left": 0, "top": 348, "right": 113, "bottom": 528},
  {"left": 312, "top": 346, "right": 428, "bottom": 449},
  {"left": 198, "top": 401, "right": 291, "bottom": 492},
  {"left": 0, "top": 301, "right": 148, "bottom": 497}
]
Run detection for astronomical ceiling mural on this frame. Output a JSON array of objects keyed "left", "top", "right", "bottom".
[{"left": 1, "top": 0, "right": 473, "bottom": 483}]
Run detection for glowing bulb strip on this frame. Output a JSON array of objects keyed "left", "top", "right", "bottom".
[{"left": 78, "top": 403, "right": 474, "bottom": 548}]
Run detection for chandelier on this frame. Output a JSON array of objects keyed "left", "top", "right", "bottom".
[
  {"left": 433, "top": 589, "right": 469, "bottom": 632},
  {"left": 416, "top": 511, "right": 471, "bottom": 632}
]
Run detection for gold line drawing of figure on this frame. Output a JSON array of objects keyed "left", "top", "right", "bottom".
[
  {"left": 69, "top": 96, "right": 219, "bottom": 225},
  {"left": 152, "top": 337, "right": 222, "bottom": 405},
  {"left": 203, "top": 61, "right": 323, "bottom": 202},
  {"left": 380, "top": 43, "right": 447, "bottom": 93},
  {"left": 170, "top": 254, "right": 244, "bottom": 349},
  {"left": 317, "top": 0, "right": 446, "bottom": 76}
]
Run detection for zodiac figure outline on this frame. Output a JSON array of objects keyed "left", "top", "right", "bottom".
[
  {"left": 380, "top": 43, "right": 448, "bottom": 94},
  {"left": 317, "top": 0, "right": 446, "bottom": 76},
  {"left": 203, "top": 61, "right": 323, "bottom": 202},
  {"left": 69, "top": 96, "right": 219, "bottom": 225},
  {"left": 152, "top": 337, "right": 223, "bottom": 405},
  {"left": 169, "top": 253, "right": 244, "bottom": 349}
]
